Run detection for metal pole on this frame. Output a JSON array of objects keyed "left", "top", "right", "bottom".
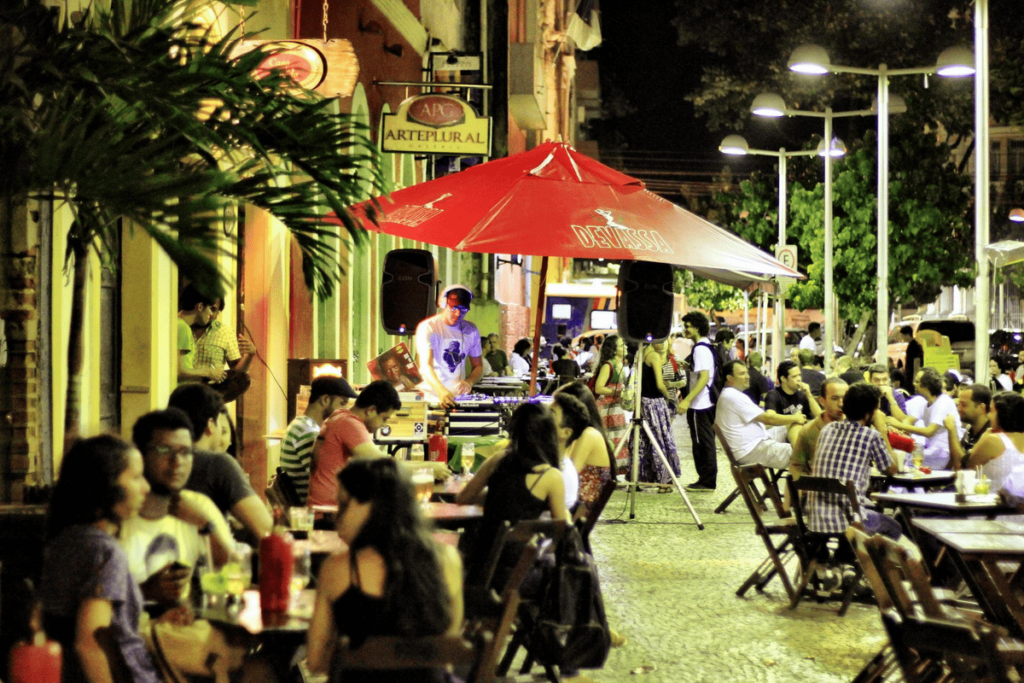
[
  {"left": 824, "top": 110, "right": 835, "bottom": 373},
  {"left": 877, "top": 66, "right": 890, "bottom": 359},
  {"left": 975, "top": 0, "right": 991, "bottom": 383},
  {"left": 775, "top": 151, "right": 787, "bottom": 371},
  {"left": 743, "top": 290, "right": 750, "bottom": 354}
]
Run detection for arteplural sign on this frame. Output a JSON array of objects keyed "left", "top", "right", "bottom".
[{"left": 382, "top": 94, "right": 491, "bottom": 156}]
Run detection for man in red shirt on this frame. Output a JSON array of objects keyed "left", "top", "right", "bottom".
[
  {"left": 308, "top": 381, "right": 401, "bottom": 507},
  {"left": 307, "top": 380, "right": 451, "bottom": 506}
]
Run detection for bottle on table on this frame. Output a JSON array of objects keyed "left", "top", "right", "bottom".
[
  {"left": 8, "top": 582, "right": 61, "bottom": 683},
  {"left": 259, "top": 512, "right": 294, "bottom": 614}
]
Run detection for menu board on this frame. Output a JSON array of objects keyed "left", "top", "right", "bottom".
[{"left": 367, "top": 342, "right": 423, "bottom": 390}]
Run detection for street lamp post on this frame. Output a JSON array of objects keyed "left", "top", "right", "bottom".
[
  {"left": 974, "top": 0, "right": 991, "bottom": 382},
  {"left": 719, "top": 135, "right": 843, "bottom": 371},
  {"left": 749, "top": 93, "right": 904, "bottom": 370},
  {"left": 788, "top": 44, "right": 974, "bottom": 365}
]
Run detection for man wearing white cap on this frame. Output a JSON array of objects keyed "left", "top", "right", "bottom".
[{"left": 415, "top": 284, "right": 483, "bottom": 407}]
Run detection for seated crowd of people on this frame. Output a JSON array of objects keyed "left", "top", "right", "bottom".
[
  {"left": 715, "top": 352, "right": 1024, "bottom": 562},
  {"left": 36, "top": 375, "right": 619, "bottom": 683}
]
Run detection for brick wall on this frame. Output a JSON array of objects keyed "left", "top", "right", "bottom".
[
  {"left": 1, "top": 251, "right": 39, "bottom": 502},
  {"left": 499, "top": 302, "right": 531, "bottom": 355}
]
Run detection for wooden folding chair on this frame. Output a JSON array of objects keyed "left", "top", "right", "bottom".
[
  {"left": 787, "top": 475, "right": 863, "bottom": 616},
  {"left": 572, "top": 474, "right": 618, "bottom": 553},
  {"left": 883, "top": 610, "right": 1016, "bottom": 683},
  {"left": 713, "top": 424, "right": 785, "bottom": 515},
  {"left": 731, "top": 464, "right": 801, "bottom": 602}
]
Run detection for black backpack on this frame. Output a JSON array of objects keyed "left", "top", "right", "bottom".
[{"left": 687, "top": 340, "right": 726, "bottom": 403}]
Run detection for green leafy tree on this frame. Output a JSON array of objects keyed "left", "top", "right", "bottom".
[
  {"left": 1, "top": 0, "right": 387, "bottom": 440},
  {"left": 675, "top": 269, "right": 745, "bottom": 322},
  {"left": 714, "top": 119, "right": 974, "bottom": 326}
]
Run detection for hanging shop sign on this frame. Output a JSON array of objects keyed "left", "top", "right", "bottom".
[
  {"left": 382, "top": 94, "right": 491, "bottom": 156},
  {"left": 233, "top": 40, "right": 359, "bottom": 97}
]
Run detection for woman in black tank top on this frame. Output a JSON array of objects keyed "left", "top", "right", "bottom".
[
  {"left": 458, "top": 403, "right": 570, "bottom": 585},
  {"left": 306, "top": 459, "right": 463, "bottom": 681}
]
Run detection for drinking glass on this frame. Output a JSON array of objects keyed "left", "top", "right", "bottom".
[
  {"left": 412, "top": 468, "right": 434, "bottom": 505},
  {"left": 291, "top": 548, "right": 311, "bottom": 598}
]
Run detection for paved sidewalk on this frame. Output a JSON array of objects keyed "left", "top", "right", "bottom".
[{"left": 578, "top": 416, "right": 887, "bottom": 683}]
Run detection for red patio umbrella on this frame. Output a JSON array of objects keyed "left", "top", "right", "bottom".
[{"left": 349, "top": 141, "right": 800, "bottom": 392}]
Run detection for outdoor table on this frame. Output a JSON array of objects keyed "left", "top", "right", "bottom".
[
  {"left": 433, "top": 475, "right": 471, "bottom": 501},
  {"left": 911, "top": 517, "right": 1024, "bottom": 638},
  {"left": 310, "top": 502, "right": 483, "bottom": 531},
  {"left": 294, "top": 529, "right": 461, "bottom": 558},
  {"left": 198, "top": 588, "right": 315, "bottom": 636},
  {"left": 869, "top": 468, "right": 955, "bottom": 493},
  {"left": 870, "top": 492, "right": 1013, "bottom": 517}
]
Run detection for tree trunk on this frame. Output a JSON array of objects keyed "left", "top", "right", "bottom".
[
  {"left": 846, "top": 310, "right": 874, "bottom": 361},
  {"left": 64, "top": 237, "right": 88, "bottom": 451}
]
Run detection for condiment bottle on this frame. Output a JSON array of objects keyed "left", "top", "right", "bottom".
[
  {"left": 8, "top": 582, "right": 61, "bottom": 683},
  {"left": 259, "top": 511, "right": 294, "bottom": 613}
]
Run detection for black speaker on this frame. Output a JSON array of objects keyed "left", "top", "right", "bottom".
[
  {"left": 381, "top": 249, "right": 437, "bottom": 335},
  {"left": 616, "top": 261, "right": 674, "bottom": 343},
  {"left": 556, "top": 323, "right": 568, "bottom": 337}
]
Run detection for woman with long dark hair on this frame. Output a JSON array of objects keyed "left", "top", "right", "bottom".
[
  {"left": 553, "top": 387, "right": 613, "bottom": 515},
  {"left": 40, "top": 435, "right": 158, "bottom": 683},
  {"left": 457, "top": 403, "right": 569, "bottom": 581},
  {"left": 637, "top": 340, "right": 682, "bottom": 484},
  {"left": 306, "top": 458, "right": 463, "bottom": 681},
  {"left": 592, "top": 334, "right": 632, "bottom": 470},
  {"left": 964, "top": 391, "right": 1024, "bottom": 491}
]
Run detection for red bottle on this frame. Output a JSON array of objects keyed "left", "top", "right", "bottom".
[
  {"left": 9, "top": 600, "right": 61, "bottom": 683},
  {"left": 259, "top": 522, "right": 294, "bottom": 614},
  {"left": 429, "top": 433, "right": 448, "bottom": 464}
]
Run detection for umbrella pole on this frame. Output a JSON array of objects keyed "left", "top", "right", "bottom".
[{"left": 529, "top": 256, "right": 550, "bottom": 396}]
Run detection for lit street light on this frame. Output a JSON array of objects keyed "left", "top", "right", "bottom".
[
  {"left": 750, "top": 93, "right": 906, "bottom": 370},
  {"left": 787, "top": 43, "right": 973, "bottom": 364},
  {"left": 719, "top": 134, "right": 845, "bottom": 370}
]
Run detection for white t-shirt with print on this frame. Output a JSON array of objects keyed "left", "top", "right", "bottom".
[{"left": 416, "top": 314, "right": 482, "bottom": 392}]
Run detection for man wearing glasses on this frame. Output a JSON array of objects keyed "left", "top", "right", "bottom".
[
  {"left": 415, "top": 284, "right": 483, "bottom": 408},
  {"left": 121, "top": 408, "right": 234, "bottom": 609}
]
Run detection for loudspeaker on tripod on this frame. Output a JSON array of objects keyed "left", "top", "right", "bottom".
[
  {"left": 381, "top": 249, "right": 437, "bottom": 335},
  {"left": 616, "top": 260, "right": 674, "bottom": 343}
]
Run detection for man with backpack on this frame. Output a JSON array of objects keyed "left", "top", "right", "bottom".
[{"left": 678, "top": 311, "right": 722, "bottom": 492}]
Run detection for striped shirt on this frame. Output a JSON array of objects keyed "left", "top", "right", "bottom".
[
  {"left": 280, "top": 415, "right": 319, "bottom": 503},
  {"left": 809, "top": 420, "right": 894, "bottom": 534},
  {"left": 194, "top": 320, "right": 241, "bottom": 369}
]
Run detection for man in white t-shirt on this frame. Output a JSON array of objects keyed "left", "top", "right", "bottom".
[
  {"left": 799, "top": 322, "right": 822, "bottom": 355},
  {"left": 891, "top": 370, "right": 961, "bottom": 469},
  {"left": 678, "top": 311, "right": 718, "bottom": 491},
  {"left": 415, "top": 284, "right": 483, "bottom": 407},
  {"left": 123, "top": 409, "right": 234, "bottom": 608},
  {"left": 714, "top": 360, "right": 807, "bottom": 470}
]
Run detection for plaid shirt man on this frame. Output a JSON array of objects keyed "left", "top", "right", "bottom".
[
  {"left": 194, "top": 320, "right": 241, "bottom": 369},
  {"left": 809, "top": 420, "right": 894, "bottom": 534}
]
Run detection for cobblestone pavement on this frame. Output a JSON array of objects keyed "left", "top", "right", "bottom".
[{"left": 574, "top": 417, "right": 887, "bottom": 683}]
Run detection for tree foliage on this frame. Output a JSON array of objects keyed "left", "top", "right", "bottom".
[
  {"left": 713, "top": 117, "right": 974, "bottom": 321},
  {"left": 1, "top": 0, "right": 387, "bottom": 299},
  {"left": 670, "top": 0, "right": 1024, "bottom": 142},
  {"left": 675, "top": 269, "right": 745, "bottom": 320}
]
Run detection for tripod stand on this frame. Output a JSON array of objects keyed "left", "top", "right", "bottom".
[{"left": 610, "top": 343, "right": 704, "bottom": 530}]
